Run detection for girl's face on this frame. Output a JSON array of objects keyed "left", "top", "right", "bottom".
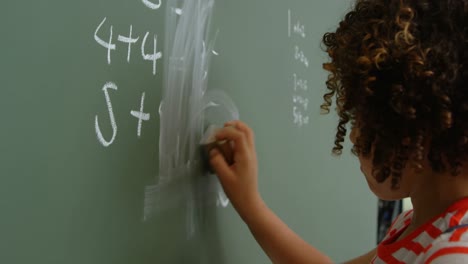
[{"left": 350, "top": 126, "right": 411, "bottom": 201}]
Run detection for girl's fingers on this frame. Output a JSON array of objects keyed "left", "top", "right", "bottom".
[
  {"left": 224, "top": 121, "right": 235, "bottom": 127},
  {"left": 224, "top": 120, "right": 255, "bottom": 147},
  {"left": 216, "top": 126, "right": 249, "bottom": 155},
  {"left": 209, "top": 148, "right": 234, "bottom": 184}
]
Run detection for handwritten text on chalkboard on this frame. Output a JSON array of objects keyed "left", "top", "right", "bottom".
[
  {"left": 94, "top": 3, "right": 169, "bottom": 147},
  {"left": 94, "top": 17, "right": 162, "bottom": 75},
  {"left": 288, "top": 9, "right": 311, "bottom": 127}
]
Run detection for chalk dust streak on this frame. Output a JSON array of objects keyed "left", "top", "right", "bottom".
[{"left": 142, "top": 0, "right": 239, "bottom": 236}]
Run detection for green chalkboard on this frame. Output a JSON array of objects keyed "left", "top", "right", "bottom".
[{"left": 1, "top": 0, "right": 377, "bottom": 263}]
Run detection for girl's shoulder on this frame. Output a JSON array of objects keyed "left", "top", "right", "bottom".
[
  {"left": 418, "top": 225, "right": 468, "bottom": 263},
  {"left": 374, "top": 199, "right": 468, "bottom": 263},
  {"left": 410, "top": 199, "right": 468, "bottom": 263}
]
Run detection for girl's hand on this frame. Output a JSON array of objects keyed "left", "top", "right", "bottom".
[
  {"left": 209, "top": 120, "right": 263, "bottom": 219},
  {"left": 210, "top": 121, "right": 336, "bottom": 264}
]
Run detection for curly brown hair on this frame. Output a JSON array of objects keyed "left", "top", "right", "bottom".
[{"left": 321, "top": 0, "right": 468, "bottom": 188}]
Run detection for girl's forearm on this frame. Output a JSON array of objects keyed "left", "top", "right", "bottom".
[{"left": 240, "top": 200, "right": 334, "bottom": 264}]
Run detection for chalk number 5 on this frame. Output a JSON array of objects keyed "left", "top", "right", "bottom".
[{"left": 95, "top": 82, "right": 118, "bottom": 147}]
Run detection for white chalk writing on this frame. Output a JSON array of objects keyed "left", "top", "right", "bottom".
[
  {"left": 141, "top": 32, "right": 162, "bottom": 76},
  {"left": 95, "top": 82, "right": 118, "bottom": 147},
  {"left": 118, "top": 25, "right": 139, "bottom": 63},
  {"left": 94, "top": 17, "right": 116, "bottom": 65},
  {"left": 142, "top": 0, "right": 162, "bottom": 10},
  {"left": 93, "top": 4, "right": 163, "bottom": 146},
  {"left": 288, "top": 10, "right": 311, "bottom": 128},
  {"left": 293, "top": 73, "right": 308, "bottom": 91},
  {"left": 294, "top": 45, "right": 309, "bottom": 68},
  {"left": 130, "top": 92, "right": 151, "bottom": 138},
  {"left": 94, "top": 17, "right": 163, "bottom": 75}
]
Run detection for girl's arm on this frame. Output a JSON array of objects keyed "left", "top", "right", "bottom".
[
  {"left": 238, "top": 197, "right": 334, "bottom": 263},
  {"left": 209, "top": 121, "right": 375, "bottom": 264}
]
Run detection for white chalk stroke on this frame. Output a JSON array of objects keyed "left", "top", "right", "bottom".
[
  {"left": 294, "top": 45, "right": 309, "bottom": 68},
  {"left": 294, "top": 21, "right": 306, "bottom": 38},
  {"left": 141, "top": 32, "right": 162, "bottom": 75},
  {"left": 95, "top": 82, "right": 118, "bottom": 147},
  {"left": 217, "top": 187, "right": 229, "bottom": 208},
  {"left": 293, "top": 106, "right": 310, "bottom": 127},
  {"left": 288, "top": 9, "right": 306, "bottom": 38},
  {"left": 118, "top": 25, "right": 139, "bottom": 63},
  {"left": 143, "top": 0, "right": 239, "bottom": 233},
  {"left": 288, "top": 10, "right": 311, "bottom": 128},
  {"left": 130, "top": 92, "right": 150, "bottom": 138},
  {"left": 94, "top": 17, "right": 116, "bottom": 65},
  {"left": 293, "top": 73, "right": 308, "bottom": 91},
  {"left": 293, "top": 94, "right": 309, "bottom": 110},
  {"left": 142, "top": 0, "right": 162, "bottom": 10}
]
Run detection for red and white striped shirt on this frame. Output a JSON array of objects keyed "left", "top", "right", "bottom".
[{"left": 372, "top": 197, "right": 468, "bottom": 263}]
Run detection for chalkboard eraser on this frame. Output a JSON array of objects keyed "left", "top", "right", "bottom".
[{"left": 200, "top": 125, "right": 234, "bottom": 172}]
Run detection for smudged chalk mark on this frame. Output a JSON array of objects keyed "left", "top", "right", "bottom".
[
  {"left": 158, "top": 101, "right": 164, "bottom": 115},
  {"left": 143, "top": 1, "right": 239, "bottom": 234}
]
